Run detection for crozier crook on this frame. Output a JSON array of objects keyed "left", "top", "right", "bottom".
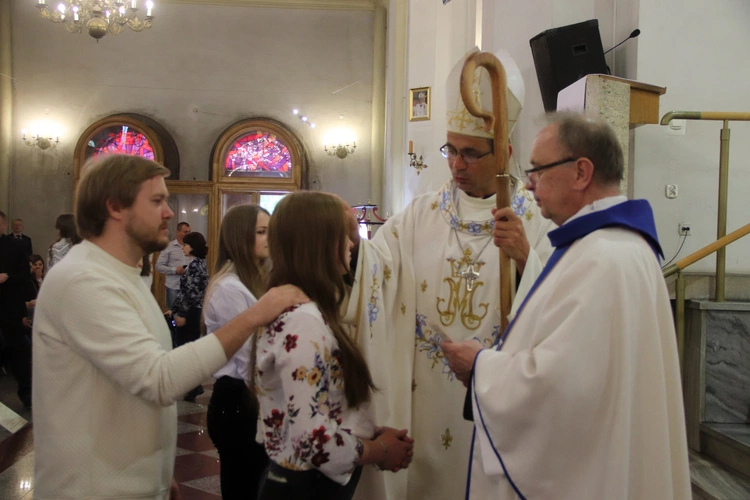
[{"left": 459, "top": 51, "right": 511, "bottom": 330}]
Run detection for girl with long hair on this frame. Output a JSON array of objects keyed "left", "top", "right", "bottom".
[
  {"left": 256, "top": 192, "right": 413, "bottom": 500},
  {"left": 48, "top": 213, "right": 81, "bottom": 269},
  {"left": 203, "top": 205, "right": 270, "bottom": 499}
]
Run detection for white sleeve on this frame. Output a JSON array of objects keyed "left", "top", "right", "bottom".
[
  {"left": 55, "top": 273, "right": 227, "bottom": 406},
  {"left": 205, "top": 279, "right": 257, "bottom": 333}
]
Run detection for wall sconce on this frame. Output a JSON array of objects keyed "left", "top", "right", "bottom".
[
  {"left": 324, "top": 128, "right": 357, "bottom": 159},
  {"left": 352, "top": 201, "right": 388, "bottom": 240},
  {"left": 325, "top": 142, "right": 357, "bottom": 159},
  {"left": 408, "top": 140, "right": 428, "bottom": 174},
  {"left": 22, "top": 129, "right": 59, "bottom": 150}
]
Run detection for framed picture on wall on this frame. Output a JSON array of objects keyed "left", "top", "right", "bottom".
[{"left": 409, "top": 87, "right": 431, "bottom": 122}]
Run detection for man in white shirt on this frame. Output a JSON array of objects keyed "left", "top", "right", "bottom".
[
  {"left": 443, "top": 113, "right": 691, "bottom": 499},
  {"left": 32, "top": 154, "right": 307, "bottom": 500},
  {"left": 155, "top": 221, "right": 191, "bottom": 308}
]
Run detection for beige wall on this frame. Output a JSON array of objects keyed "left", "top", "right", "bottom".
[{"left": 9, "top": 0, "right": 375, "bottom": 253}]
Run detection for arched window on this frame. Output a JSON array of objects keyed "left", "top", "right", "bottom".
[
  {"left": 73, "top": 114, "right": 180, "bottom": 185},
  {"left": 211, "top": 118, "right": 305, "bottom": 218}
]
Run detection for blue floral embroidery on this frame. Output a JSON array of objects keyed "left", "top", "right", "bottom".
[
  {"left": 512, "top": 192, "right": 528, "bottom": 217},
  {"left": 474, "top": 325, "right": 502, "bottom": 348},
  {"left": 436, "top": 180, "right": 494, "bottom": 236},
  {"left": 439, "top": 190, "right": 451, "bottom": 211},
  {"left": 415, "top": 314, "right": 455, "bottom": 381},
  {"left": 466, "top": 221, "right": 483, "bottom": 235},
  {"left": 367, "top": 264, "right": 380, "bottom": 334}
]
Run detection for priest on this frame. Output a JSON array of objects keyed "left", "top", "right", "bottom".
[
  {"left": 443, "top": 112, "right": 691, "bottom": 499},
  {"left": 345, "top": 49, "right": 554, "bottom": 500}
]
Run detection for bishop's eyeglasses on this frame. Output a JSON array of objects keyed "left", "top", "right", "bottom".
[{"left": 439, "top": 144, "right": 493, "bottom": 165}]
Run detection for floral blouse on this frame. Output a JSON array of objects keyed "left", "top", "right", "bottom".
[
  {"left": 255, "top": 302, "right": 375, "bottom": 485},
  {"left": 171, "top": 257, "right": 208, "bottom": 317}
]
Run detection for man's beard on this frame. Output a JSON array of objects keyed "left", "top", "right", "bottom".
[{"left": 125, "top": 217, "right": 169, "bottom": 254}]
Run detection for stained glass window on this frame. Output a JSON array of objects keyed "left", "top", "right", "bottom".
[
  {"left": 224, "top": 131, "right": 292, "bottom": 178},
  {"left": 85, "top": 125, "right": 154, "bottom": 161}
]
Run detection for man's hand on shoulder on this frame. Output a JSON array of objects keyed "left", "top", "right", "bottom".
[{"left": 492, "top": 207, "right": 530, "bottom": 273}]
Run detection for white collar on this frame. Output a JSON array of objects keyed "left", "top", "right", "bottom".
[{"left": 564, "top": 195, "right": 628, "bottom": 225}]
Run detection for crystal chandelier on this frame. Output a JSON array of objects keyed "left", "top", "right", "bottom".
[{"left": 35, "top": 1, "right": 155, "bottom": 41}]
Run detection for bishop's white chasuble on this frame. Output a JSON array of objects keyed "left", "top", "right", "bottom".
[
  {"left": 468, "top": 199, "right": 691, "bottom": 499},
  {"left": 345, "top": 180, "right": 554, "bottom": 500}
]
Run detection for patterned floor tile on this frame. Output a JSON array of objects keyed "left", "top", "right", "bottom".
[
  {"left": 176, "top": 401, "right": 209, "bottom": 416},
  {"left": 178, "top": 483, "right": 222, "bottom": 500},
  {"left": 183, "top": 475, "right": 222, "bottom": 495},
  {"left": 178, "top": 412, "right": 208, "bottom": 426},
  {"left": 176, "top": 430, "right": 216, "bottom": 453},
  {"left": 177, "top": 422, "right": 203, "bottom": 434},
  {"left": 199, "top": 449, "right": 219, "bottom": 459}
]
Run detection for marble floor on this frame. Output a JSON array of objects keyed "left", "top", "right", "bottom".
[{"left": 1, "top": 372, "right": 749, "bottom": 500}]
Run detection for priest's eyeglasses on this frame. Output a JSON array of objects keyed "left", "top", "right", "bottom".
[
  {"left": 522, "top": 157, "right": 579, "bottom": 180},
  {"left": 440, "top": 144, "right": 493, "bottom": 165}
]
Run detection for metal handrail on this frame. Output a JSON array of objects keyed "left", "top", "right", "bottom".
[
  {"left": 661, "top": 110, "right": 750, "bottom": 302},
  {"left": 661, "top": 111, "right": 750, "bottom": 124},
  {"left": 662, "top": 222, "right": 750, "bottom": 381},
  {"left": 663, "top": 223, "right": 750, "bottom": 278}
]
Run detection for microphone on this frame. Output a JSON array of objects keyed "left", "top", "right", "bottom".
[{"left": 603, "top": 29, "right": 641, "bottom": 55}]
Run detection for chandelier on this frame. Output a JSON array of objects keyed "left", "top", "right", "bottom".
[{"left": 35, "top": 1, "right": 155, "bottom": 41}]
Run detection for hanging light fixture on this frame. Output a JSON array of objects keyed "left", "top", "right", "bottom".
[{"left": 35, "top": 1, "right": 155, "bottom": 41}]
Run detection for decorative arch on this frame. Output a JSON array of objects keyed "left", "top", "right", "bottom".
[
  {"left": 73, "top": 113, "right": 180, "bottom": 185},
  {"left": 210, "top": 117, "right": 306, "bottom": 190}
]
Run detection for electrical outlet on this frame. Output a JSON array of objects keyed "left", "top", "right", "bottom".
[{"left": 678, "top": 222, "right": 691, "bottom": 236}]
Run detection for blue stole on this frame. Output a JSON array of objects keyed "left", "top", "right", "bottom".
[{"left": 465, "top": 199, "right": 663, "bottom": 500}]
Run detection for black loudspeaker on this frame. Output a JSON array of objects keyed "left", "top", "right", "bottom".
[{"left": 530, "top": 19, "right": 608, "bottom": 112}]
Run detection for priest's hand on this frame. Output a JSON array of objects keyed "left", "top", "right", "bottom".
[
  {"left": 442, "top": 339, "right": 484, "bottom": 386},
  {"left": 492, "top": 207, "right": 530, "bottom": 274}
]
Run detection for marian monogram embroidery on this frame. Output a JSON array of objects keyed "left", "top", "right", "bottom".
[{"left": 436, "top": 248, "right": 489, "bottom": 330}]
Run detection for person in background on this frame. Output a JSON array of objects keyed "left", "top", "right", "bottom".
[
  {"left": 48, "top": 213, "right": 81, "bottom": 270},
  {"left": 256, "top": 192, "right": 414, "bottom": 500},
  {"left": 155, "top": 222, "right": 191, "bottom": 309},
  {"left": 0, "top": 211, "right": 33, "bottom": 407},
  {"left": 10, "top": 219, "right": 33, "bottom": 258},
  {"left": 21, "top": 254, "right": 45, "bottom": 330},
  {"left": 167, "top": 231, "right": 209, "bottom": 401},
  {"left": 137, "top": 255, "right": 153, "bottom": 290},
  {"left": 204, "top": 204, "right": 271, "bottom": 500}
]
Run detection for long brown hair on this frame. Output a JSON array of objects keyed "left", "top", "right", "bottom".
[
  {"left": 206, "top": 204, "right": 269, "bottom": 303},
  {"left": 268, "top": 192, "right": 375, "bottom": 408}
]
